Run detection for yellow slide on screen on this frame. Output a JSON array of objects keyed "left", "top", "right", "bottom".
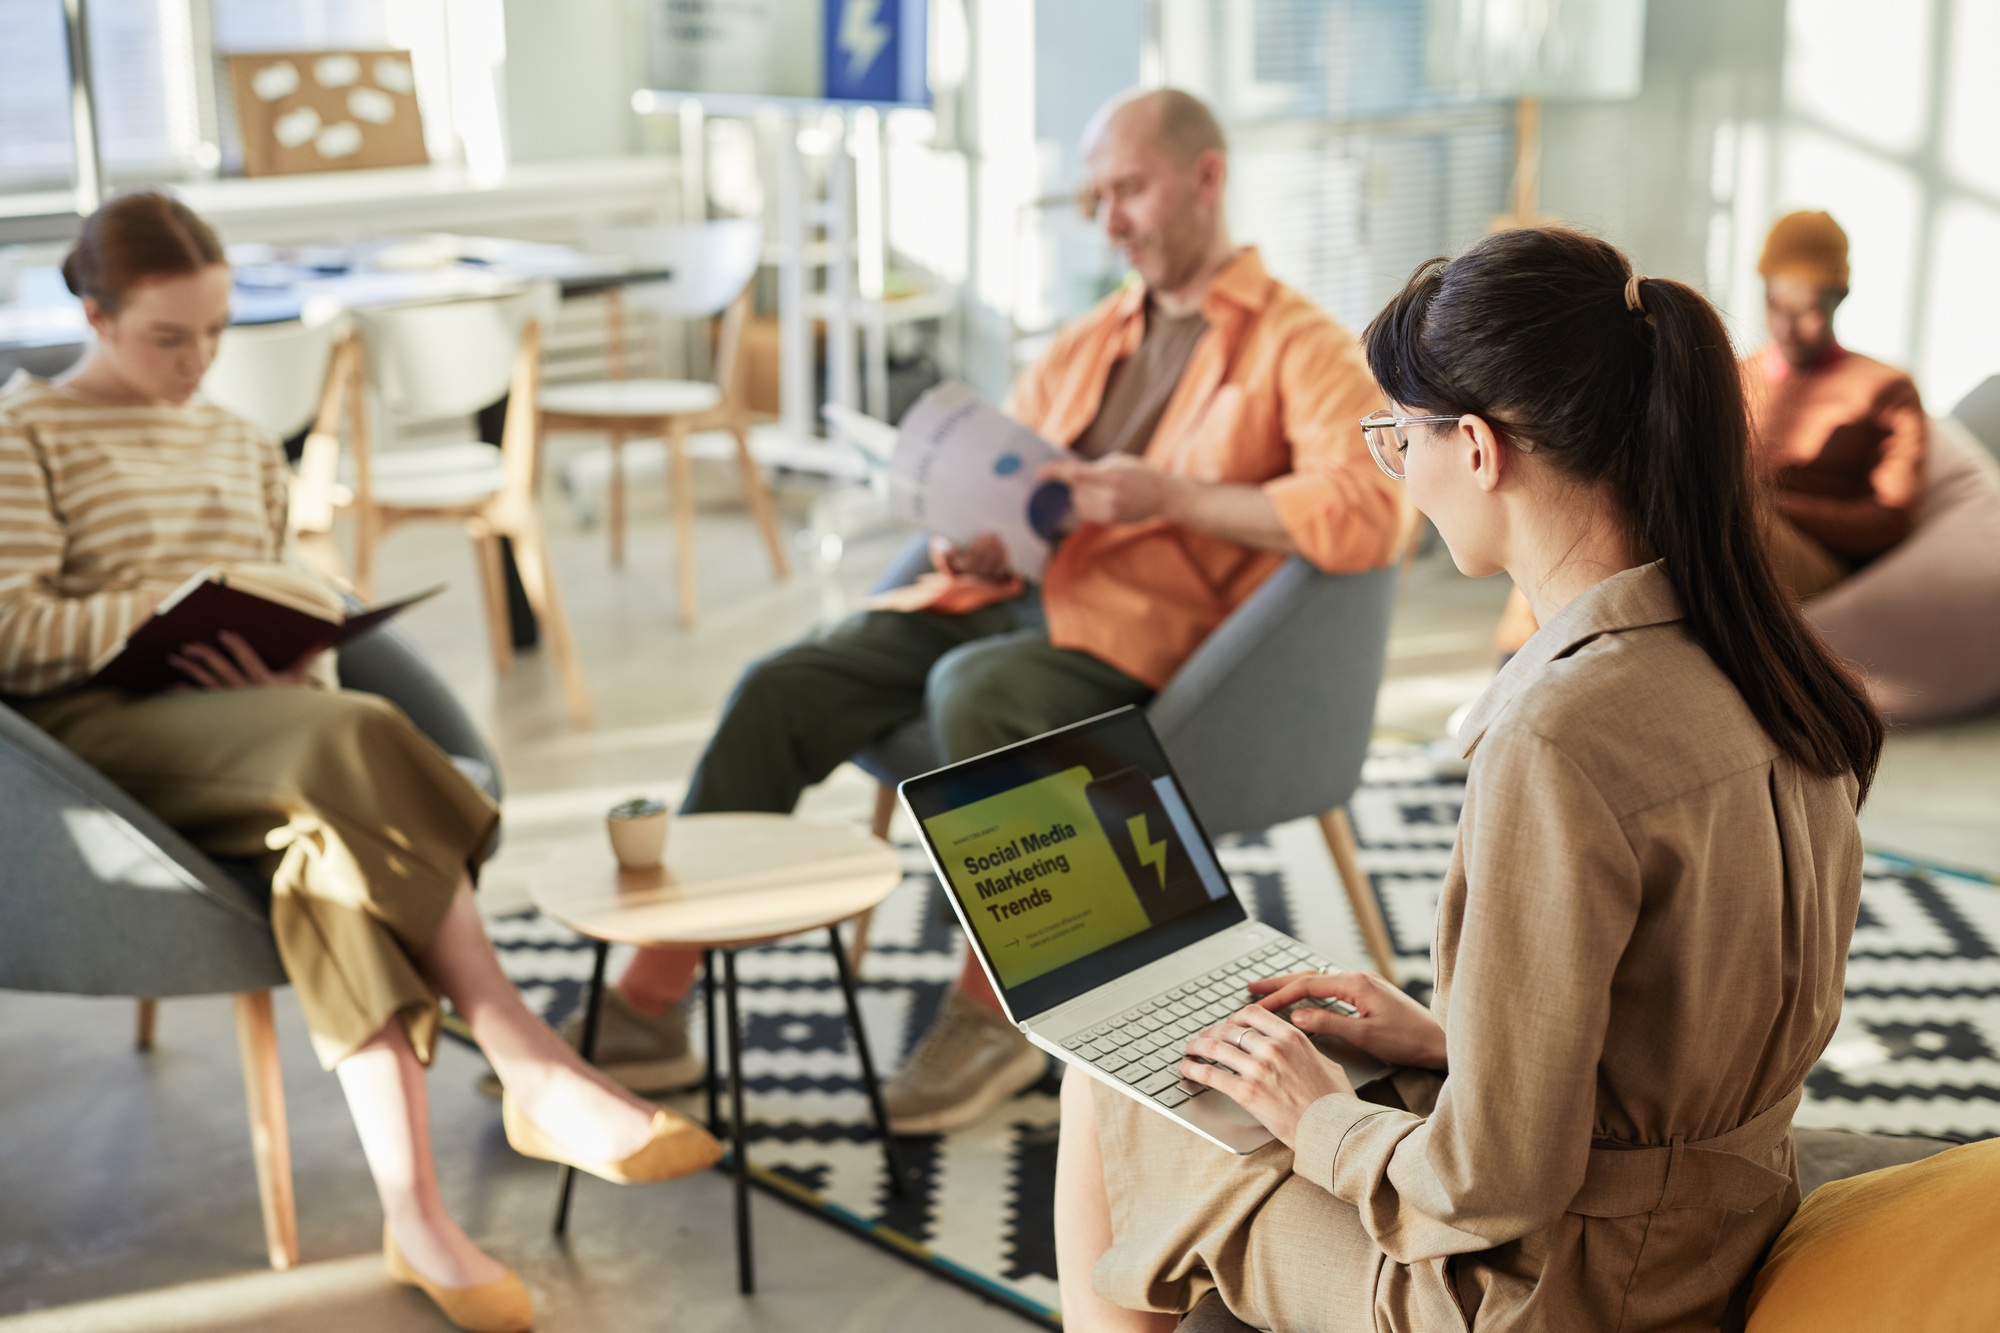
[{"left": 923, "top": 765, "right": 1151, "bottom": 987}]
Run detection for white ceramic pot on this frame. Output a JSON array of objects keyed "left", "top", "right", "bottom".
[{"left": 606, "top": 808, "right": 669, "bottom": 870}]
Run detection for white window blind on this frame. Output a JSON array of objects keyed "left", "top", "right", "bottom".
[
  {"left": 1158, "top": 0, "right": 1512, "bottom": 332},
  {"left": 90, "top": 0, "right": 202, "bottom": 179},
  {"left": 0, "top": 0, "right": 76, "bottom": 190},
  {"left": 211, "top": 0, "right": 393, "bottom": 49}
]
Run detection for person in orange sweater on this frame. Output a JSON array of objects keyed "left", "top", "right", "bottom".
[
  {"left": 1493, "top": 209, "right": 1926, "bottom": 656},
  {"left": 568, "top": 88, "right": 1402, "bottom": 1135},
  {"left": 1749, "top": 210, "right": 1927, "bottom": 594}
]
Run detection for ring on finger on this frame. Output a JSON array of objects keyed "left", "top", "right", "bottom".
[{"left": 1229, "top": 1027, "right": 1257, "bottom": 1052}]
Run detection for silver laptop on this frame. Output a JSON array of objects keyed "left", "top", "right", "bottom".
[{"left": 899, "top": 706, "right": 1389, "bottom": 1153}]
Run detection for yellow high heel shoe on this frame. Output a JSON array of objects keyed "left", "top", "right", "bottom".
[
  {"left": 383, "top": 1227, "right": 534, "bottom": 1333},
  {"left": 502, "top": 1092, "right": 722, "bottom": 1185}
]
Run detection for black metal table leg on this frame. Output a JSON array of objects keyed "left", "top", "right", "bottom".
[
  {"left": 722, "top": 948, "right": 755, "bottom": 1294},
  {"left": 827, "top": 926, "right": 907, "bottom": 1197},
  {"left": 552, "top": 938, "right": 611, "bottom": 1236},
  {"left": 703, "top": 948, "right": 721, "bottom": 1136}
]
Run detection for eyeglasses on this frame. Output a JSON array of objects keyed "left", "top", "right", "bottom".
[{"left": 1359, "top": 410, "right": 1462, "bottom": 480}]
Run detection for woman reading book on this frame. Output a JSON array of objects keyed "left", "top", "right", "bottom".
[
  {"left": 0, "top": 192, "right": 716, "bottom": 1333},
  {"left": 1051, "top": 228, "right": 1882, "bottom": 1331}
]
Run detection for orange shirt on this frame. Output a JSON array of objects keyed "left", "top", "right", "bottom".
[
  {"left": 1746, "top": 343, "right": 1927, "bottom": 562},
  {"left": 907, "top": 248, "right": 1401, "bottom": 689}
]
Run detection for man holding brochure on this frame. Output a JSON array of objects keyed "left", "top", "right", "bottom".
[{"left": 591, "top": 88, "right": 1403, "bottom": 1132}]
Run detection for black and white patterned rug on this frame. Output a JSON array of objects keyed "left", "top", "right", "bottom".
[{"left": 479, "top": 742, "right": 2000, "bottom": 1325}]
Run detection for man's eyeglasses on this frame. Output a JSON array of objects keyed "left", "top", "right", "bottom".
[{"left": 1359, "top": 410, "right": 1462, "bottom": 480}]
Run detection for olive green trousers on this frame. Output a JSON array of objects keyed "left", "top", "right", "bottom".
[
  {"left": 25, "top": 685, "right": 497, "bottom": 1069},
  {"left": 681, "top": 594, "right": 1152, "bottom": 814}
]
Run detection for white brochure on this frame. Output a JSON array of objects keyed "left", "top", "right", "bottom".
[{"left": 881, "top": 382, "right": 1073, "bottom": 580}]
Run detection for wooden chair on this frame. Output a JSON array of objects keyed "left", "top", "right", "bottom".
[
  {"left": 346, "top": 284, "right": 595, "bottom": 727},
  {"left": 200, "top": 310, "right": 356, "bottom": 584},
  {"left": 539, "top": 219, "right": 788, "bottom": 625}
]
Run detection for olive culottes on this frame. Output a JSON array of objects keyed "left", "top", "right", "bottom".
[{"left": 27, "top": 685, "right": 498, "bottom": 1069}]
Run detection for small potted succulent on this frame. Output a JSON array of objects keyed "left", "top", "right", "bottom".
[{"left": 606, "top": 795, "right": 670, "bottom": 870}]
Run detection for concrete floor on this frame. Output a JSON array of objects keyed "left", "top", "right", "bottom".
[{"left": 4, "top": 459, "right": 1995, "bottom": 1330}]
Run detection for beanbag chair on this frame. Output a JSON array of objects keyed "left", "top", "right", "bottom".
[
  {"left": 1805, "top": 416, "right": 2000, "bottom": 722},
  {"left": 1745, "top": 1137, "right": 2000, "bottom": 1331}
]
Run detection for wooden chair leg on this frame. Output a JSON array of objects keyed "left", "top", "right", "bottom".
[
  {"left": 731, "top": 422, "right": 789, "bottom": 581},
  {"left": 135, "top": 998, "right": 158, "bottom": 1051},
  {"left": 870, "top": 781, "right": 897, "bottom": 841},
  {"left": 471, "top": 528, "right": 516, "bottom": 677},
  {"left": 1318, "top": 807, "right": 1399, "bottom": 985},
  {"left": 843, "top": 783, "right": 899, "bottom": 979},
  {"left": 607, "top": 430, "right": 628, "bottom": 568},
  {"left": 232, "top": 991, "right": 299, "bottom": 1271},
  {"left": 508, "top": 514, "right": 596, "bottom": 728},
  {"left": 845, "top": 910, "right": 875, "bottom": 978},
  {"left": 351, "top": 507, "right": 381, "bottom": 601},
  {"left": 293, "top": 529, "right": 349, "bottom": 587},
  {"left": 667, "top": 419, "right": 699, "bottom": 628}
]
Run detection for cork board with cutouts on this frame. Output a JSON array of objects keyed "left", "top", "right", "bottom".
[{"left": 226, "top": 50, "right": 428, "bottom": 177}]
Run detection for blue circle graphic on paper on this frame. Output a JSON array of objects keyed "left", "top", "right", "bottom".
[
  {"left": 993, "top": 453, "right": 1023, "bottom": 477},
  {"left": 1027, "top": 481, "right": 1073, "bottom": 541}
]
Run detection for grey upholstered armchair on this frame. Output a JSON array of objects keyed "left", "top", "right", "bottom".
[
  {"left": 849, "top": 535, "right": 1403, "bottom": 980},
  {"left": 0, "top": 624, "right": 500, "bottom": 1271}
]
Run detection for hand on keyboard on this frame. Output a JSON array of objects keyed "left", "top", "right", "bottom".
[
  {"left": 1249, "top": 970, "right": 1447, "bottom": 1071},
  {"left": 1069, "top": 941, "right": 1354, "bottom": 1110},
  {"left": 1178, "top": 1001, "right": 1358, "bottom": 1149}
]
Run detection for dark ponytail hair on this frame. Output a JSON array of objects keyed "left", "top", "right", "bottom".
[
  {"left": 1364, "top": 227, "right": 1882, "bottom": 799},
  {"left": 61, "top": 190, "right": 225, "bottom": 316}
]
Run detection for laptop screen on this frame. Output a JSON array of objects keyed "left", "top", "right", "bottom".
[{"left": 899, "top": 707, "right": 1244, "bottom": 1019}]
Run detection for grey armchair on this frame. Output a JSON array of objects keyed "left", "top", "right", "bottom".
[
  {"left": 849, "top": 535, "right": 1402, "bottom": 980},
  {"left": 0, "top": 623, "right": 500, "bottom": 1271}
]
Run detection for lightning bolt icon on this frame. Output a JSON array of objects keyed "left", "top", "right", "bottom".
[
  {"left": 837, "top": 0, "right": 890, "bottom": 83},
  {"left": 1127, "top": 814, "right": 1168, "bottom": 889}
]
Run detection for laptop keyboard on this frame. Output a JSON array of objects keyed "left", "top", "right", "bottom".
[{"left": 1060, "top": 940, "right": 1361, "bottom": 1108}]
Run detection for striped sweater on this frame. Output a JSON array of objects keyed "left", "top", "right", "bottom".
[{"left": 0, "top": 371, "right": 291, "bottom": 696}]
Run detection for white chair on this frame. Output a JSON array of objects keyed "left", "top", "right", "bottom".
[
  {"left": 540, "top": 218, "right": 788, "bottom": 624},
  {"left": 347, "top": 282, "right": 595, "bottom": 727},
  {"left": 200, "top": 308, "right": 355, "bottom": 582}
]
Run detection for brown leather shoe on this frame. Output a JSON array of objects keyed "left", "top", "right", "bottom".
[
  {"left": 502, "top": 1093, "right": 722, "bottom": 1185},
  {"left": 383, "top": 1227, "right": 533, "bottom": 1333}
]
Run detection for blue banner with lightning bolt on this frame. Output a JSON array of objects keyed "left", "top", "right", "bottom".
[{"left": 823, "top": 0, "right": 927, "bottom": 104}]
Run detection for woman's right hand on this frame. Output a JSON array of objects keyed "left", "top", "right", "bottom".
[{"left": 1249, "top": 971, "right": 1448, "bottom": 1071}]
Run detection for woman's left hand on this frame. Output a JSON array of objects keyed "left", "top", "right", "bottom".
[
  {"left": 1180, "top": 1002, "right": 1357, "bottom": 1149},
  {"left": 170, "top": 632, "right": 321, "bottom": 690}
]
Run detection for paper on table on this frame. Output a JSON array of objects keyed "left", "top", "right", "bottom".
[{"left": 883, "top": 383, "right": 1071, "bottom": 580}]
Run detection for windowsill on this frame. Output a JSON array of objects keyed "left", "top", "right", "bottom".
[{"left": 2, "top": 156, "right": 682, "bottom": 246}]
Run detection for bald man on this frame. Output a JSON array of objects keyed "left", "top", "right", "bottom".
[{"left": 572, "top": 89, "right": 1400, "bottom": 1134}]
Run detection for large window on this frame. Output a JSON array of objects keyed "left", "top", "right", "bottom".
[
  {"left": 1158, "top": 0, "right": 1513, "bottom": 333},
  {"left": 0, "top": 0, "right": 499, "bottom": 198},
  {"left": 1710, "top": 0, "right": 2000, "bottom": 410},
  {"left": 0, "top": 0, "right": 78, "bottom": 191}
]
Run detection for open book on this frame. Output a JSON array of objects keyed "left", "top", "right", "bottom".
[
  {"left": 828, "top": 383, "right": 1071, "bottom": 580},
  {"left": 90, "top": 563, "right": 441, "bottom": 694}
]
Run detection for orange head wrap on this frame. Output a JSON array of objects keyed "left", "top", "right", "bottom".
[{"left": 1758, "top": 210, "right": 1850, "bottom": 292}]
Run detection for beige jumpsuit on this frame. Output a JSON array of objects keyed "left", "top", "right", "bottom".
[{"left": 1091, "top": 562, "right": 1864, "bottom": 1332}]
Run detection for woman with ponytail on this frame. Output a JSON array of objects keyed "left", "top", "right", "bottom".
[{"left": 1052, "top": 227, "right": 1881, "bottom": 1332}]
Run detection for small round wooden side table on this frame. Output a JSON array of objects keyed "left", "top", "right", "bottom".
[{"left": 483, "top": 812, "right": 907, "bottom": 1294}]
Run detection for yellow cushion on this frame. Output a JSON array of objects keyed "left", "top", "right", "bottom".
[{"left": 1746, "top": 1138, "right": 2000, "bottom": 1331}]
